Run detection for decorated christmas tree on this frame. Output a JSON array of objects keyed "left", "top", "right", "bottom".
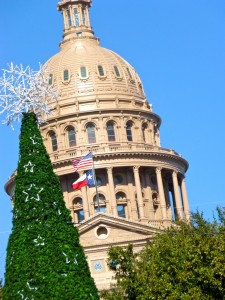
[{"left": 0, "top": 66, "right": 99, "bottom": 299}]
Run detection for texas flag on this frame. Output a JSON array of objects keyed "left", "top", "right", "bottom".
[{"left": 72, "top": 170, "right": 95, "bottom": 190}]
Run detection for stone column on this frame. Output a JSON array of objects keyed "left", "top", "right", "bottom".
[
  {"left": 155, "top": 167, "right": 167, "bottom": 219},
  {"left": 126, "top": 170, "right": 138, "bottom": 220},
  {"left": 120, "top": 116, "right": 127, "bottom": 142},
  {"left": 145, "top": 172, "right": 155, "bottom": 219},
  {"left": 107, "top": 167, "right": 118, "bottom": 217},
  {"left": 133, "top": 166, "right": 145, "bottom": 219},
  {"left": 87, "top": 186, "right": 95, "bottom": 216},
  {"left": 63, "top": 10, "right": 68, "bottom": 30},
  {"left": 181, "top": 176, "right": 190, "bottom": 221},
  {"left": 172, "top": 171, "right": 183, "bottom": 220}
]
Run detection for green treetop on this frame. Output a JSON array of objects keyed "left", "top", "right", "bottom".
[
  {"left": 3, "top": 112, "right": 99, "bottom": 300},
  {"left": 102, "top": 210, "right": 225, "bottom": 300}
]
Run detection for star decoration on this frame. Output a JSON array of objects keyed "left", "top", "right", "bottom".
[{"left": 24, "top": 161, "right": 35, "bottom": 173}]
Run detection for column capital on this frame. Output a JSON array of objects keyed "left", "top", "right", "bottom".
[
  {"left": 107, "top": 166, "right": 113, "bottom": 174},
  {"left": 133, "top": 165, "right": 140, "bottom": 173},
  {"left": 172, "top": 170, "right": 178, "bottom": 177},
  {"left": 156, "top": 167, "right": 162, "bottom": 174}
]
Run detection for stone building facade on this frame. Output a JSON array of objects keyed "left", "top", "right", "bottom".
[{"left": 6, "top": 0, "right": 190, "bottom": 290}]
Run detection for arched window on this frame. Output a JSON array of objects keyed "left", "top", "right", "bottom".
[
  {"left": 113, "top": 66, "right": 121, "bottom": 77},
  {"left": 94, "top": 193, "right": 105, "bottom": 203},
  {"left": 80, "top": 66, "right": 87, "bottom": 79},
  {"left": 73, "top": 197, "right": 83, "bottom": 206},
  {"left": 67, "top": 126, "right": 76, "bottom": 147},
  {"left": 63, "top": 69, "right": 69, "bottom": 81},
  {"left": 116, "top": 192, "right": 126, "bottom": 201},
  {"left": 97, "top": 65, "right": 105, "bottom": 77},
  {"left": 49, "top": 131, "right": 58, "bottom": 152},
  {"left": 87, "top": 123, "right": 96, "bottom": 144},
  {"left": 142, "top": 123, "right": 148, "bottom": 143},
  {"left": 107, "top": 121, "right": 116, "bottom": 142},
  {"left": 126, "top": 122, "right": 133, "bottom": 141}
]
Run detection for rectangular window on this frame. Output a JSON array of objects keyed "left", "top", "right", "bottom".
[
  {"left": 63, "top": 69, "right": 69, "bottom": 81},
  {"left": 98, "top": 65, "right": 105, "bottom": 77},
  {"left": 82, "top": 8, "right": 86, "bottom": 25},
  {"left": 77, "top": 210, "right": 85, "bottom": 223},
  {"left": 74, "top": 8, "right": 79, "bottom": 26},
  {"left": 80, "top": 66, "right": 87, "bottom": 78},
  {"left": 48, "top": 74, "right": 53, "bottom": 86},
  {"left": 67, "top": 10, "right": 72, "bottom": 27},
  {"left": 117, "top": 205, "right": 126, "bottom": 218},
  {"left": 114, "top": 66, "right": 121, "bottom": 77}
]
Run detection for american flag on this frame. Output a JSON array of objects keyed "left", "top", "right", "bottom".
[{"left": 72, "top": 152, "right": 93, "bottom": 172}]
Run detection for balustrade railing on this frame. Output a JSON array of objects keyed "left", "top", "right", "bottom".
[{"left": 49, "top": 142, "right": 180, "bottom": 162}]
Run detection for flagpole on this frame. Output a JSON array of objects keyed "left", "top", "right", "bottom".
[{"left": 91, "top": 151, "right": 100, "bottom": 213}]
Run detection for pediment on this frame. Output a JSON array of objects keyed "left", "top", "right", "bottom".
[{"left": 77, "top": 213, "right": 160, "bottom": 249}]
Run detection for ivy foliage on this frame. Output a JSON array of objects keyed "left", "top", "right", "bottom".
[
  {"left": 101, "top": 210, "right": 225, "bottom": 300},
  {"left": 3, "top": 113, "right": 99, "bottom": 299}
]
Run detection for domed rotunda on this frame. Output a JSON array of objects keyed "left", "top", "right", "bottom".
[{"left": 6, "top": 0, "right": 190, "bottom": 289}]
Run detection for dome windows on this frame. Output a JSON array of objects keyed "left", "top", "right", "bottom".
[
  {"left": 86, "top": 123, "right": 96, "bottom": 144},
  {"left": 48, "top": 74, "right": 53, "bottom": 86},
  {"left": 113, "top": 65, "right": 121, "bottom": 78},
  {"left": 74, "top": 8, "right": 79, "bottom": 27},
  {"left": 106, "top": 121, "right": 116, "bottom": 142},
  {"left": 49, "top": 131, "right": 58, "bottom": 152},
  {"left": 80, "top": 66, "right": 88, "bottom": 79},
  {"left": 82, "top": 8, "right": 86, "bottom": 25},
  {"left": 67, "top": 9, "right": 72, "bottom": 27},
  {"left": 67, "top": 126, "right": 76, "bottom": 147},
  {"left": 97, "top": 65, "right": 105, "bottom": 77},
  {"left": 126, "top": 121, "right": 133, "bottom": 142},
  {"left": 63, "top": 69, "right": 70, "bottom": 82}
]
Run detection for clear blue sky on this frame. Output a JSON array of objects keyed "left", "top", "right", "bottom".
[{"left": 0, "top": 0, "right": 225, "bottom": 280}]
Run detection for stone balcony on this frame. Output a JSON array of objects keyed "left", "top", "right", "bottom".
[{"left": 49, "top": 142, "right": 182, "bottom": 163}]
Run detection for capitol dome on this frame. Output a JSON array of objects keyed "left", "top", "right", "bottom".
[
  {"left": 45, "top": 38, "right": 146, "bottom": 104},
  {"left": 44, "top": 0, "right": 150, "bottom": 119},
  {"left": 5, "top": 0, "right": 190, "bottom": 290}
]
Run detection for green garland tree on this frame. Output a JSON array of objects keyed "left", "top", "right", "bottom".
[{"left": 3, "top": 113, "right": 99, "bottom": 299}]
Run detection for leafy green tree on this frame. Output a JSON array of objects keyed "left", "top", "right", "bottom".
[
  {"left": 102, "top": 210, "right": 225, "bottom": 300},
  {"left": 3, "top": 113, "right": 99, "bottom": 299},
  {"left": 101, "top": 244, "right": 138, "bottom": 300}
]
